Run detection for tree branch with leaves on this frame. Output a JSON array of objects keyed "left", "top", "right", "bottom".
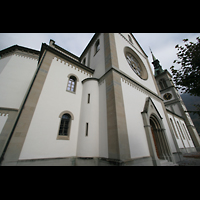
[{"left": 170, "top": 36, "right": 200, "bottom": 116}]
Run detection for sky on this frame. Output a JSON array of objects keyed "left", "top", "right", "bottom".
[{"left": 0, "top": 33, "right": 199, "bottom": 73}]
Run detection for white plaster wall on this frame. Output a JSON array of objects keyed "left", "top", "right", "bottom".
[
  {"left": 171, "top": 104, "right": 182, "bottom": 117},
  {"left": 121, "top": 78, "right": 177, "bottom": 158},
  {"left": 89, "top": 34, "right": 105, "bottom": 79},
  {"left": 80, "top": 34, "right": 105, "bottom": 79},
  {"left": 0, "top": 55, "right": 12, "bottom": 74},
  {"left": 0, "top": 54, "right": 38, "bottom": 109},
  {"left": 80, "top": 50, "right": 89, "bottom": 66},
  {"left": 114, "top": 33, "right": 158, "bottom": 95},
  {"left": 120, "top": 33, "right": 145, "bottom": 56},
  {"left": 19, "top": 57, "right": 91, "bottom": 160},
  {"left": 77, "top": 79, "right": 99, "bottom": 157},
  {"left": 121, "top": 80, "right": 150, "bottom": 159}
]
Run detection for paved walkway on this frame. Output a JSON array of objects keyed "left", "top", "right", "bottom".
[{"left": 177, "top": 152, "right": 200, "bottom": 166}]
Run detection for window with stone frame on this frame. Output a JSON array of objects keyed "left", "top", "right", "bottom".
[
  {"left": 67, "top": 76, "right": 76, "bottom": 92},
  {"left": 59, "top": 114, "right": 71, "bottom": 136}
]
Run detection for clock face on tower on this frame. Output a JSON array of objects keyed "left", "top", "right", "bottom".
[
  {"left": 124, "top": 46, "right": 148, "bottom": 80},
  {"left": 163, "top": 93, "right": 172, "bottom": 100}
]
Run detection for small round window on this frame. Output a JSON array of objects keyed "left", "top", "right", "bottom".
[{"left": 124, "top": 47, "right": 148, "bottom": 80}]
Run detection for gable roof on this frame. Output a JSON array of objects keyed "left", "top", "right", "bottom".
[
  {"left": 0, "top": 45, "right": 40, "bottom": 58},
  {"left": 142, "top": 97, "right": 163, "bottom": 120}
]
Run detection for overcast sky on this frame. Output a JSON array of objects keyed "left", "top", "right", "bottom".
[{"left": 0, "top": 33, "right": 199, "bottom": 73}]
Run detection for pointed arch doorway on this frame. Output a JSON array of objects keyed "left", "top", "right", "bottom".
[
  {"left": 142, "top": 97, "right": 174, "bottom": 165},
  {"left": 149, "top": 114, "right": 172, "bottom": 162},
  {"left": 150, "top": 115, "right": 166, "bottom": 160}
]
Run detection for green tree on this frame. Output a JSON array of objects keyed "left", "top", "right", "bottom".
[{"left": 170, "top": 36, "right": 200, "bottom": 116}]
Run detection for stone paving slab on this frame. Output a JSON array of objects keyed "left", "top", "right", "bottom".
[{"left": 183, "top": 152, "right": 200, "bottom": 158}]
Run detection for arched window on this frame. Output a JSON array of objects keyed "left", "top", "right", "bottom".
[
  {"left": 59, "top": 114, "right": 71, "bottom": 136},
  {"left": 57, "top": 111, "right": 74, "bottom": 140},
  {"left": 67, "top": 76, "right": 77, "bottom": 92}
]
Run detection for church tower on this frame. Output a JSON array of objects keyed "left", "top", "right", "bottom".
[
  {"left": 150, "top": 48, "right": 164, "bottom": 76},
  {"left": 151, "top": 50, "right": 200, "bottom": 150}
]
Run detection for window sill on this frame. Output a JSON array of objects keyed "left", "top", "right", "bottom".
[
  {"left": 66, "top": 89, "right": 76, "bottom": 94},
  {"left": 93, "top": 49, "right": 100, "bottom": 57},
  {"left": 57, "top": 135, "right": 70, "bottom": 140}
]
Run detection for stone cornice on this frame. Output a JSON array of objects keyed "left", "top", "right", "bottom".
[
  {"left": 0, "top": 107, "right": 18, "bottom": 116},
  {"left": 51, "top": 43, "right": 80, "bottom": 62},
  {"left": 99, "top": 66, "right": 163, "bottom": 102},
  {"left": 54, "top": 56, "right": 93, "bottom": 77}
]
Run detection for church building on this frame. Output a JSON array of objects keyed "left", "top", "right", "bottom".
[{"left": 0, "top": 33, "right": 199, "bottom": 166}]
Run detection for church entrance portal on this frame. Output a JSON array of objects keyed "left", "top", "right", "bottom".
[
  {"left": 151, "top": 123, "right": 160, "bottom": 159},
  {"left": 150, "top": 115, "right": 171, "bottom": 161},
  {"left": 142, "top": 97, "right": 174, "bottom": 165}
]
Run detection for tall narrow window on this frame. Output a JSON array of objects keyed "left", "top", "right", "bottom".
[
  {"left": 159, "top": 79, "right": 167, "bottom": 90},
  {"left": 85, "top": 123, "right": 89, "bottom": 136},
  {"left": 59, "top": 114, "right": 71, "bottom": 136},
  {"left": 83, "top": 58, "right": 86, "bottom": 65},
  {"left": 170, "top": 118, "right": 179, "bottom": 139},
  {"left": 163, "top": 79, "right": 167, "bottom": 88},
  {"left": 95, "top": 39, "right": 100, "bottom": 54},
  {"left": 159, "top": 79, "right": 164, "bottom": 90},
  {"left": 67, "top": 76, "right": 76, "bottom": 93},
  {"left": 182, "top": 123, "right": 191, "bottom": 140},
  {"left": 88, "top": 94, "right": 90, "bottom": 104},
  {"left": 177, "top": 121, "right": 185, "bottom": 139}
]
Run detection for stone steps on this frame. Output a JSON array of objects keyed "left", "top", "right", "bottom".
[{"left": 160, "top": 159, "right": 178, "bottom": 166}]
